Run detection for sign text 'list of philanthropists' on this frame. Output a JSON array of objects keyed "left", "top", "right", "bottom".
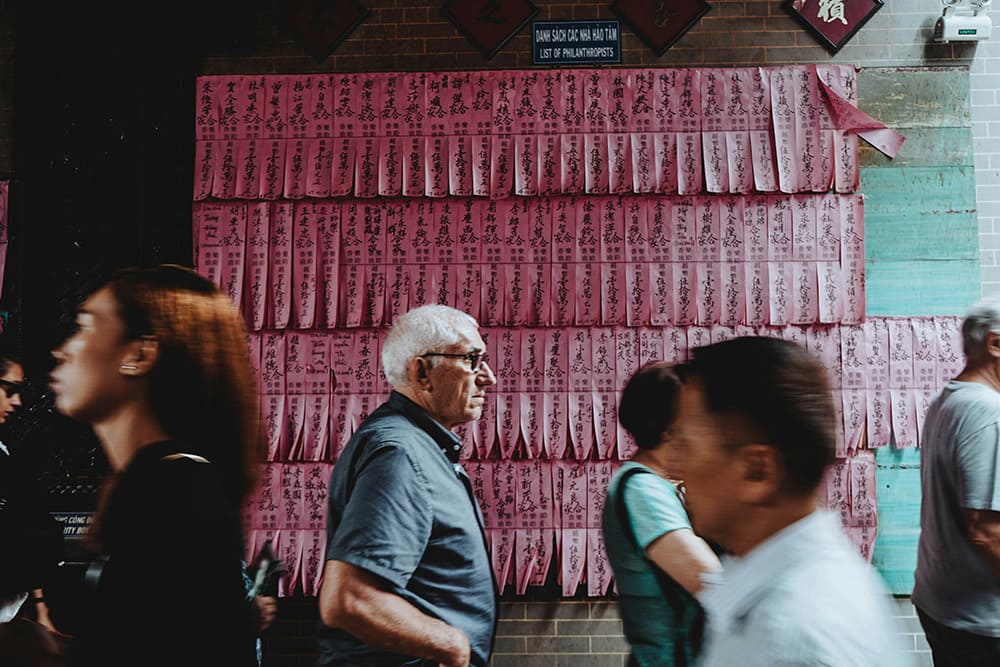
[{"left": 532, "top": 20, "right": 621, "bottom": 65}]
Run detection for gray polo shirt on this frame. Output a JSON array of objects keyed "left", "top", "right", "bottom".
[
  {"left": 913, "top": 380, "right": 1000, "bottom": 636},
  {"left": 318, "top": 391, "right": 497, "bottom": 667}
]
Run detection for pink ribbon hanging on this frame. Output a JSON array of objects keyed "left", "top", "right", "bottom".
[
  {"left": 791, "top": 196, "right": 818, "bottom": 325},
  {"left": 586, "top": 461, "right": 616, "bottom": 596},
  {"left": 424, "top": 73, "right": 450, "bottom": 198}
]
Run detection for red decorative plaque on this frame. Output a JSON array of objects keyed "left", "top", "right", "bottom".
[
  {"left": 442, "top": 0, "right": 539, "bottom": 60},
  {"left": 281, "top": 0, "right": 370, "bottom": 63},
  {"left": 611, "top": 0, "right": 711, "bottom": 56},
  {"left": 786, "top": 0, "right": 884, "bottom": 54}
]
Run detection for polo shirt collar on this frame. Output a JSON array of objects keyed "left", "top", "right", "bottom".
[{"left": 388, "top": 391, "right": 463, "bottom": 463}]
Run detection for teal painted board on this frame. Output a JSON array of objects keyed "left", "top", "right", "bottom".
[
  {"left": 865, "top": 260, "right": 980, "bottom": 317},
  {"left": 873, "top": 447, "right": 923, "bottom": 594},
  {"left": 861, "top": 163, "right": 979, "bottom": 317},
  {"left": 859, "top": 127, "right": 974, "bottom": 168},
  {"left": 858, "top": 68, "right": 971, "bottom": 129},
  {"left": 861, "top": 167, "right": 977, "bottom": 261}
]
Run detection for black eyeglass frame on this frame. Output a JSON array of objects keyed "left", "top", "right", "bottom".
[
  {"left": 0, "top": 379, "right": 26, "bottom": 399},
  {"left": 419, "top": 351, "right": 490, "bottom": 372}
]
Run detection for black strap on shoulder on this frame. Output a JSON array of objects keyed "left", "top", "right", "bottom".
[{"left": 615, "top": 465, "right": 705, "bottom": 667}]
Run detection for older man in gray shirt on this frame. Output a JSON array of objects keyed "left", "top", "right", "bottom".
[
  {"left": 317, "top": 304, "right": 498, "bottom": 667},
  {"left": 914, "top": 298, "right": 1000, "bottom": 666}
]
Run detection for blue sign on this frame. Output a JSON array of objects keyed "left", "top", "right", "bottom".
[{"left": 532, "top": 20, "right": 621, "bottom": 65}]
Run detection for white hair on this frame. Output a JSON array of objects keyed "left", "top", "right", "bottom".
[
  {"left": 962, "top": 297, "right": 1000, "bottom": 356},
  {"left": 381, "top": 304, "right": 480, "bottom": 389}
]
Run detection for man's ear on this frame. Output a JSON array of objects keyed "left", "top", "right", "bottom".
[
  {"left": 120, "top": 336, "right": 160, "bottom": 376},
  {"left": 737, "top": 444, "right": 783, "bottom": 504},
  {"left": 409, "top": 356, "right": 432, "bottom": 389},
  {"left": 988, "top": 332, "right": 1000, "bottom": 359}
]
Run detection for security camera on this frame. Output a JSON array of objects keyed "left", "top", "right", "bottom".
[{"left": 934, "top": 0, "right": 993, "bottom": 41}]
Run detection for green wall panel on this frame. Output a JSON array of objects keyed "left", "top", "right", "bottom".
[
  {"left": 872, "top": 448, "right": 922, "bottom": 593},
  {"left": 857, "top": 67, "right": 977, "bottom": 594}
]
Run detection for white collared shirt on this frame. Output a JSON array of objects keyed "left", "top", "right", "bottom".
[{"left": 697, "top": 510, "right": 913, "bottom": 667}]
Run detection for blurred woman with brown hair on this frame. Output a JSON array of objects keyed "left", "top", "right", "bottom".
[{"left": 49, "top": 264, "right": 262, "bottom": 667}]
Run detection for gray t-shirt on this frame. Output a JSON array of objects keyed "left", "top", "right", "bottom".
[{"left": 913, "top": 380, "right": 1000, "bottom": 636}]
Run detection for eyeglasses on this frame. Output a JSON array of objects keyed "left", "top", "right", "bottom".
[
  {"left": 0, "top": 379, "right": 26, "bottom": 399},
  {"left": 420, "top": 351, "right": 490, "bottom": 372}
]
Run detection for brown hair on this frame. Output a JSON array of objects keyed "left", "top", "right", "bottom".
[{"left": 103, "top": 264, "right": 261, "bottom": 507}]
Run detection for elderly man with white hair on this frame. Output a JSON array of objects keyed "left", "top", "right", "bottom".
[
  {"left": 317, "top": 304, "right": 498, "bottom": 667},
  {"left": 914, "top": 298, "right": 1000, "bottom": 666}
]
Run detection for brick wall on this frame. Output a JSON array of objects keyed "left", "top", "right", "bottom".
[{"left": 262, "top": 595, "right": 932, "bottom": 667}]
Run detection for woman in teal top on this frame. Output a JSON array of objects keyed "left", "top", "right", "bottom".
[{"left": 602, "top": 362, "right": 722, "bottom": 667}]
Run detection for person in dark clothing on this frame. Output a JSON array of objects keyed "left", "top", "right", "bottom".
[
  {"left": 48, "top": 264, "right": 263, "bottom": 667},
  {"left": 317, "top": 304, "right": 499, "bottom": 667},
  {"left": 0, "top": 349, "right": 64, "bottom": 625}
]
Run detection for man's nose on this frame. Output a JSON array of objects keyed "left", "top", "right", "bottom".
[
  {"left": 478, "top": 360, "right": 497, "bottom": 385},
  {"left": 11, "top": 395, "right": 21, "bottom": 406}
]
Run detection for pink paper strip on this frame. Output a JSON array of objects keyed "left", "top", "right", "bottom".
[
  {"left": 555, "top": 461, "right": 588, "bottom": 595},
  {"left": 575, "top": 199, "right": 601, "bottom": 326},
  {"left": 934, "top": 316, "right": 963, "bottom": 385},
  {"left": 496, "top": 328, "right": 521, "bottom": 459},
  {"left": 790, "top": 67, "right": 824, "bottom": 192},
  {"left": 591, "top": 329, "right": 618, "bottom": 459},
  {"left": 491, "top": 461, "right": 517, "bottom": 594},
  {"left": 587, "top": 461, "right": 615, "bottom": 596},
  {"left": 284, "top": 333, "right": 308, "bottom": 461},
  {"left": 328, "top": 332, "right": 355, "bottom": 461},
  {"left": 520, "top": 329, "right": 545, "bottom": 459},
  {"left": 624, "top": 199, "right": 651, "bottom": 326},
  {"left": 316, "top": 202, "right": 341, "bottom": 328},
  {"left": 291, "top": 203, "right": 319, "bottom": 329},
  {"left": 815, "top": 66, "right": 906, "bottom": 159},
  {"left": 840, "top": 195, "right": 865, "bottom": 323},
  {"left": 863, "top": 318, "right": 892, "bottom": 448},
  {"left": 544, "top": 328, "right": 569, "bottom": 459},
  {"left": 526, "top": 200, "right": 552, "bottom": 326},
  {"left": 568, "top": 328, "right": 595, "bottom": 460},
  {"left": 672, "top": 198, "right": 697, "bottom": 326},
  {"left": 261, "top": 332, "right": 287, "bottom": 461},
  {"left": 701, "top": 69, "right": 729, "bottom": 193},
  {"left": 550, "top": 198, "right": 576, "bottom": 326},
  {"left": 749, "top": 69, "right": 778, "bottom": 192},
  {"left": 888, "top": 319, "right": 918, "bottom": 448},
  {"left": 769, "top": 68, "right": 798, "bottom": 193},
  {"left": 456, "top": 199, "right": 483, "bottom": 321},
  {"left": 815, "top": 64, "right": 861, "bottom": 193},
  {"left": 743, "top": 196, "right": 771, "bottom": 326},
  {"left": 600, "top": 198, "right": 626, "bottom": 326},
  {"left": 267, "top": 203, "right": 293, "bottom": 329},
  {"left": 302, "top": 334, "right": 331, "bottom": 462}
]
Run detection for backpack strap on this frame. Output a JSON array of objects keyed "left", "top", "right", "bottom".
[{"left": 615, "top": 465, "right": 704, "bottom": 667}]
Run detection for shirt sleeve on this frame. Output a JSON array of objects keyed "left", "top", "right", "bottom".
[
  {"left": 622, "top": 472, "right": 692, "bottom": 551},
  {"left": 957, "top": 420, "right": 1000, "bottom": 512},
  {"left": 327, "top": 443, "right": 433, "bottom": 589}
]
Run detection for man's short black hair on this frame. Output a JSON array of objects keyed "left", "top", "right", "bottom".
[{"left": 686, "top": 336, "right": 835, "bottom": 494}]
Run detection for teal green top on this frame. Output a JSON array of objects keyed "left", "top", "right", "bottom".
[{"left": 602, "top": 461, "right": 702, "bottom": 667}]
